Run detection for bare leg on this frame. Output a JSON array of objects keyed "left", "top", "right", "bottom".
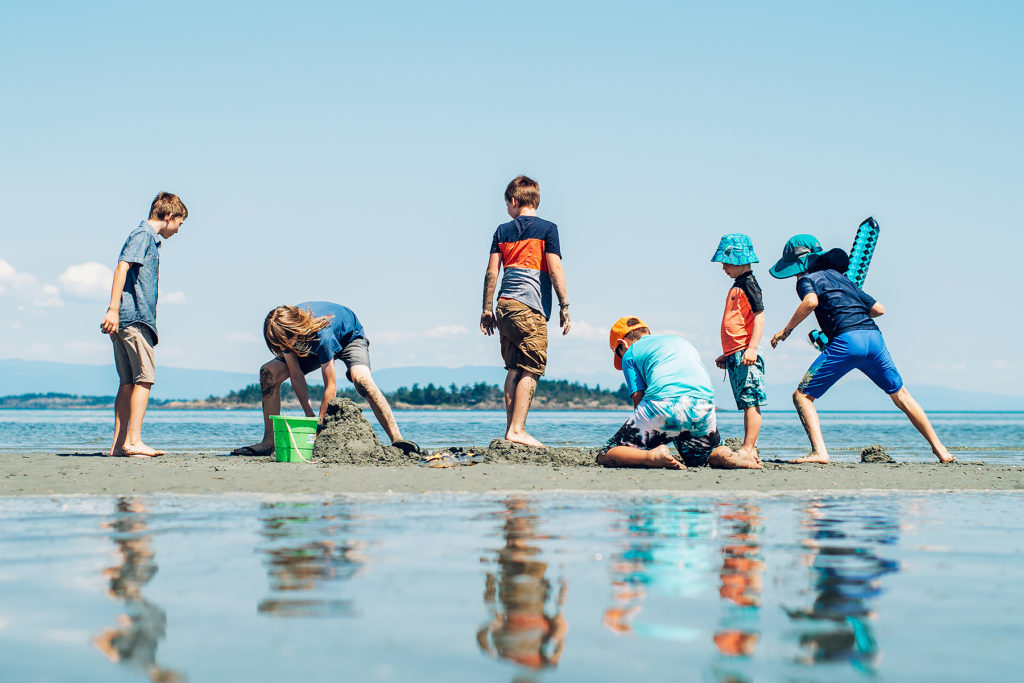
[
  {"left": 889, "top": 387, "right": 956, "bottom": 462},
  {"left": 599, "top": 444, "right": 684, "bottom": 469},
  {"left": 506, "top": 369, "right": 543, "bottom": 447},
  {"left": 121, "top": 382, "right": 164, "bottom": 457},
  {"left": 791, "top": 390, "right": 829, "bottom": 463},
  {"left": 350, "top": 366, "right": 403, "bottom": 443},
  {"left": 236, "top": 359, "right": 289, "bottom": 455},
  {"left": 503, "top": 369, "right": 519, "bottom": 431},
  {"left": 109, "top": 384, "right": 132, "bottom": 456},
  {"left": 708, "top": 444, "right": 762, "bottom": 469},
  {"left": 740, "top": 406, "right": 762, "bottom": 462}
]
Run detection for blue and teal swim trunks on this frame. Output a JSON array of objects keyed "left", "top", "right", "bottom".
[
  {"left": 599, "top": 396, "right": 721, "bottom": 467},
  {"left": 725, "top": 349, "right": 767, "bottom": 410},
  {"left": 798, "top": 328, "right": 903, "bottom": 399}
]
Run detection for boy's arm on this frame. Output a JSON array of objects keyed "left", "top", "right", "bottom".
[
  {"left": 283, "top": 353, "right": 316, "bottom": 417},
  {"left": 770, "top": 293, "right": 818, "bottom": 348},
  {"left": 742, "top": 312, "right": 766, "bottom": 365},
  {"left": 318, "top": 361, "right": 338, "bottom": 421},
  {"left": 99, "top": 261, "right": 132, "bottom": 334},
  {"left": 545, "top": 253, "right": 571, "bottom": 335},
  {"left": 869, "top": 301, "right": 885, "bottom": 317},
  {"left": 631, "top": 390, "right": 644, "bottom": 408},
  {"left": 480, "top": 253, "right": 502, "bottom": 336}
]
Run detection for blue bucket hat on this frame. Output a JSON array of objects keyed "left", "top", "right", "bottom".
[
  {"left": 769, "top": 234, "right": 823, "bottom": 279},
  {"left": 710, "top": 233, "right": 759, "bottom": 265}
]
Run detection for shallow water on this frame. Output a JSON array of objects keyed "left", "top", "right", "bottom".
[
  {"left": 1, "top": 492, "right": 1022, "bottom": 682},
  {"left": 1, "top": 409, "right": 1022, "bottom": 464}
]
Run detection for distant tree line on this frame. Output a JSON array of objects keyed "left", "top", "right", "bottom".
[{"left": 215, "top": 379, "right": 631, "bottom": 407}]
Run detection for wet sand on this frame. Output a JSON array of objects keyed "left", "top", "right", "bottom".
[{"left": 3, "top": 451, "right": 1022, "bottom": 496}]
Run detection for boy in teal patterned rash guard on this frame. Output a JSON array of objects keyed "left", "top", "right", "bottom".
[{"left": 597, "top": 317, "right": 761, "bottom": 470}]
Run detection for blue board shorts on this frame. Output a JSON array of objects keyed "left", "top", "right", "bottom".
[
  {"left": 725, "top": 349, "right": 767, "bottom": 410},
  {"left": 797, "top": 329, "right": 903, "bottom": 399},
  {"left": 599, "top": 396, "right": 721, "bottom": 467}
]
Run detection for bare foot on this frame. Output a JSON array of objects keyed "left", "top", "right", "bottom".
[
  {"left": 122, "top": 442, "right": 165, "bottom": 458},
  {"left": 791, "top": 453, "right": 829, "bottom": 464},
  {"left": 709, "top": 445, "right": 761, "bottom": 469},
  {"left": 648, "top": 444, "right": 684, "bottom": 469},
  {"left": 737, "top": 446, "right": 761, "bottom": 464},
  {"left": 505, "top": 430, "right": 544, "bottom": 447},
  {"left": 935, "top": 447, "right": 957, "bottom": 463}
]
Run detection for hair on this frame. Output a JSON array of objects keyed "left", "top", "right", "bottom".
[
  {"left": 263, "top": 305, "right": 334, "bottom": 357},
  {"left": 623, "top": 318, "right": 650, "bottom": 343},
  {"left": 149, "top": 192, "right": 188, "bottom": 221},
  {"left": 504, "top": 175, "right": 540, "bottom": 209}
]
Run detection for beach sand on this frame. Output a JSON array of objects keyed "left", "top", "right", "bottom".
[{"left": 3, "top": 451, "right": 1022, "bottom": 496}]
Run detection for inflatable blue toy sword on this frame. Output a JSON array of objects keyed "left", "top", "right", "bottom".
[{"left": 808, "top": 217, "right": 880, "bottom": 350}]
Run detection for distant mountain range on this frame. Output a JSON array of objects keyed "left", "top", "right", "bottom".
[{"left": 2, "top": 359, "right": 1022, "bottom": 410}]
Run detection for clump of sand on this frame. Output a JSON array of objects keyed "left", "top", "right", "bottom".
[
  {"left": 860, "top": 444, "right": 894, "bottom": 463},
  {"left": 475, "top": 439, "right": 599, "bottom": 467},
  {"left": 313, "top": 398, "right": 416, "bottom": 466}
]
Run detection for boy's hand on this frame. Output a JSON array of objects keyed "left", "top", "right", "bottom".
[
  {"left": 714, "top": 353, "right": 728, "bottom": 369},
  {"left": 480, "top": 309, "right": 496, "bottom": 335},
  {"left": 559, "top": 304, "right": 571, "bottom": 335},
  {"left": 100, "top": 308, "right": 119, "bottom": 335},
  {"left": 770, "top": 329, "right": 790, "bottom": 348},
  {"left": 741, "top": 348, "right": 758, "bottom": 366}
]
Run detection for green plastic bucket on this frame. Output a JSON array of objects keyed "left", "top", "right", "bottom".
[{"left": 270, "top": 415, "right": 318, "bottom": 463}]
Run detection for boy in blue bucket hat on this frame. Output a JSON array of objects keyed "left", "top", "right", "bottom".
[
  {"left": 769, "top": 235, "right": 955, "bottom": 464},
  {"left": 711, "top": 234, "right": 766, "bottom": 462}
]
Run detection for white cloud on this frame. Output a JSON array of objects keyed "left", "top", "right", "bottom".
[
  {"left": 424, "top": 324, "right": 469, "bottom": 338},
  {"left": 375, "top": 324, "right": 470, "bottom": 344},
  {"left": 160, "top": 290, "right": 187, "bottom": 304},
  {"left": 58, "top": 261, "right": 113, "bottom": 301},
  {"left": 563, "top": 319, "right": 604, "bottom": 341},
  {"left": 0, "top": 259, "right": 62, "bottom": 307}
]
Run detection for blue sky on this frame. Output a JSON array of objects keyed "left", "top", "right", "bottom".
[{"left": 0, "top": 1, "right": 1020, "bottom": 395}]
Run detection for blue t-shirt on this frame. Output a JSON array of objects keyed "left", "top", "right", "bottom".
[
  {"left": 621, "top": 335, "right": 715, "bottom": 403},
  {"left": 490, "top": 216, "right": 562, "bottom": 319},
  {"left": 117, "top": 221, "right": 161, "bottom": 343},
  {"left": 296, "top": 301, "right": 365, "bottom": 365},
  {"left": 796, "top": 270, "right": 878, "bottom": 340}
]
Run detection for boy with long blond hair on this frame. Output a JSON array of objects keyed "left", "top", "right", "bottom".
[
  {"left": 231, "top": 301, "right": 419, "bottom": 456},
  {"left": 99, "top": 192, "right": 187, "bottom": 458}
]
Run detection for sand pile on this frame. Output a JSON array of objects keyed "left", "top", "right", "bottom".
[
  {"left": 475, "top": 439, "right": 599, "bottom": 467},
  {"left": 313, "top": 398, "right": 416, "bottom": 466},
  {"left": 860, "top": 444, "right": 894, "bottom": 463}
]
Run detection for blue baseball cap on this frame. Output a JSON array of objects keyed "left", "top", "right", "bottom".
[
  {"left": 769, "top": 234, "right": 823, "bottom": 279},
  {"left": 711, "top": 233, "right": 758, "bottom": 265}
]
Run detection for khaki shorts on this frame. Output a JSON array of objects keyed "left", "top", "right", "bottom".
[
  {"left": 111, "top": 324, "right": 156, "bottom": 385},
  {"left": 496, "top": 298, "right": 548, "bottom": 376}
]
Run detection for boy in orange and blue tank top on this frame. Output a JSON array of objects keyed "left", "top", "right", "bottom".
[
  {"left": 711, "top": 234, "right": 766, "bottom": 461},
  {"left": 479, "top": 176, "right": 571, "bottom": 448}
]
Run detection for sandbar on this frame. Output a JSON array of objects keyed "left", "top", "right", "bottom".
[{"left": 2, "top": 451, "right": 1022, "bottom": 496}]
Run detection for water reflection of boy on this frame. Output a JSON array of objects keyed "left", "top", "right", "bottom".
[
  {"left": 92, "top": 497, "right": 182, "bottom": 683},
  {"left": 477, "top": 498, "right": 568, "bottom": 670},
  {"left": 713, "top": 503, "right": 764, "bottom": 659},
  {"left": 786, "top": 503, "right": 900, "bottom": 674},
  {"left": 602, "top": 504, "right": 714, "bottom": 641},
  {"left": 257, "top": 502, "right": 367, "bottom": 617}
]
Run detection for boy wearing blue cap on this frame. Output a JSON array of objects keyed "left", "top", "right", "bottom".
[
  {"left": 711, "top": 234, "right": 766, "bottom": 461},
  {"left": 768, "top": 235, "right": 955, "bottom": 463}
]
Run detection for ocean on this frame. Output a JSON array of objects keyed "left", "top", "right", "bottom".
[{"left": 1, "top": 408, "right": 1022, "bottom": 463}]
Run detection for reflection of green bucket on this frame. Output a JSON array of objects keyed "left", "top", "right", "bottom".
[{"left": 271, "top": 415, "right": 318, "bottom": 463}]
